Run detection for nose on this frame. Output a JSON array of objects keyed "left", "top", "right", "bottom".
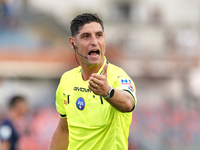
[{"left": 90, "top": 35, "right": 98, "bottom": 46}]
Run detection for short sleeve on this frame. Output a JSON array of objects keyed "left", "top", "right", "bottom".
[
  {"left": 56, "top": 80, "right": 67, "bottom": 118},
  {"left": 112, "top": 76, "right": 137, "bottom": 110}
]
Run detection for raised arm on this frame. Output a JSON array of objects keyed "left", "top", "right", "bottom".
[{"left": 88, "top": 64, "right": 135, "bottom": 112}]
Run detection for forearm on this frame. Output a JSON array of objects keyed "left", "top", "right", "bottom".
[
  {"left": 105, "top": 89, "right": 135, "bottom": 112},
  {"left": 88, "top": 65, "right": 135, "bottom": 112},
  {"left": 49, "top": 129, "right": 69, "bottom": 150},
  {"left": 49, "top": 118, "right": 69, "bottom": 150}
]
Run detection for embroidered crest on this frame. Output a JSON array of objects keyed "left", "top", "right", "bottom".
[{"left": 76, "top": 97, "right": 85, "bottom": 110}]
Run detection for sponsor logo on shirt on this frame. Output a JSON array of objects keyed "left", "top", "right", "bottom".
[
  {"left": 76, "top": 97, "right": 85, "bottom": 110},
  {"left": 128, "top": 85, "right": 134, "bottom": 93},
  {"left": 74, "top": 87, "right": 91, "bottom": 92},
  {"left": 120, "top": 79, "right": 134, "bottom": 92}
]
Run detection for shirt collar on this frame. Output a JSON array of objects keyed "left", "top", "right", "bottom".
[
  {"left": 79, "top": 56, "right": 108, "bottom": 75},
  {"left": 97, "top": 56, "right": 107, "bottom": 75}
]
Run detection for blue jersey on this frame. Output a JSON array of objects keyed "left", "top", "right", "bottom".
[{"left": 0, "top": 119, "right": 19, "bottom": 150}]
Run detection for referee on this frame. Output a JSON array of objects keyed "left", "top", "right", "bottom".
[{"left": 49, "top": 13, "right": 137, "bottom": 150}]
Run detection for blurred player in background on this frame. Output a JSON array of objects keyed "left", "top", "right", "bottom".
[
  {"left": 0, "top": 95, "right": 28, "bottom": 150},
  {"left": 49, "top": 13, "right": 137, "bottom": 150}
]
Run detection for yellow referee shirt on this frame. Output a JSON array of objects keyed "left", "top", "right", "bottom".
[{"left": 56, "top": 58, "right": 137, "bottom": 150}]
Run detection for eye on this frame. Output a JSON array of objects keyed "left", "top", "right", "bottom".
[
  {"left": 83, "top": 35, "right": 88, "bottom": 38},
  {"left": 97, "top": 33, "right": 103, "bottom": 37},
  {"left": 82, "top": 33, "right": 90, "bottom": 39}
]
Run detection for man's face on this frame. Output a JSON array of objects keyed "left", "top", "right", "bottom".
[
  {"left": 15, "top": 100, "right": 28, "bottom": 116},
  {"left": 74, "top": 22, "right": 106, "bottom": 66}
]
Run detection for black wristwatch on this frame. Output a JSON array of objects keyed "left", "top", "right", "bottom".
[{"left": 103, "top": 86, "right": 114, "bottom": 99}]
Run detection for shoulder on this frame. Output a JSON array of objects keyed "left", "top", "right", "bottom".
[
  {"left": 107, "top": 62, "right": 134, "bottom": 88},
  {"left": 60, "top": 66, "right": 81, "bottom": 82},
  {"left": 1, "top": 119, "right": 12, "bottom": 126},
  {"left": 108, "top": 63, "right": 129, "bottom": 78}
]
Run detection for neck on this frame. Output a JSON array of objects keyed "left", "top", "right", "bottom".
[{"left": 81, "top": 59, "right": 104, "bottom": 81}]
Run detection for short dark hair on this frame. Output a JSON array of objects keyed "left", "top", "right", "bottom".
[
  {"left": 8, "top": 95, "right": 26, "bottom": 108},
  {"left": 70, "top": 13, "right": 104, "bottom": 37}
]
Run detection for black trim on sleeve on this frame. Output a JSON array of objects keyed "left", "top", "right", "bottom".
[
  {"left": 130, "top": 105, "right": 135, "bottom": 112},
  {"left": 123, "top": 89, "right": 135, "bottom": 112},
  {"left": 60, "top": 114, "right": 66, "bottom": 118},
  {"left": 123, "top": 89, "right": 134, "bottom": 99}
]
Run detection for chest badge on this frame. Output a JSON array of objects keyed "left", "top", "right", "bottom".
[{"left": 76, "top": 97, "right": 85, "bottom": 110}]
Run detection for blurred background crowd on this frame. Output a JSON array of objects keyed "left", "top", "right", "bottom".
[{"left": 0, "top": 0, "right": 200, "bottom": 150}]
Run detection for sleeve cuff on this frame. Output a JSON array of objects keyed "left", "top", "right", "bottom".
[
  {"left": 123, "top": 89, "right": 136, "bottom": 111},
  {"left": 60, "top": 114, "right": 67, "bottom": 118}
]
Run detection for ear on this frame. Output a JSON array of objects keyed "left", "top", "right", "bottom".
[{"left": 69, "top": 37, "right": 75, "bottom": 48}]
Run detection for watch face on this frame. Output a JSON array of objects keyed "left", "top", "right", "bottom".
[{"left": 110, "top": 89, "right": 114, "bottom": 98}]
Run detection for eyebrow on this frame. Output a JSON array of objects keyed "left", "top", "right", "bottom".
[
  {"left": 80, "top": 31, "right": 104, "bottom": 36},
  {"left": 96, "top": 31, "right": 104, "bottom": 34}
]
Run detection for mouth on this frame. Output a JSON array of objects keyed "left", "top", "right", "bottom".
[{"left": 88, "top": 49, "right": 100, "bottom": 57}]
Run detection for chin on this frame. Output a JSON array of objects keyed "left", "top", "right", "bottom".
[
  {"left": 83, "top": 57, "right": 104, "bottom": 66},
  {"left": 86, "top": 60, "right": 101, "bottom": 67},
  {"left": 92, "top": 58, "right": 104, "bottom": 65}
]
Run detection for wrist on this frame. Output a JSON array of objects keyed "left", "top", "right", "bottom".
[{"left": 103, "top": 86, "right": 114, "bottom": 99}]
